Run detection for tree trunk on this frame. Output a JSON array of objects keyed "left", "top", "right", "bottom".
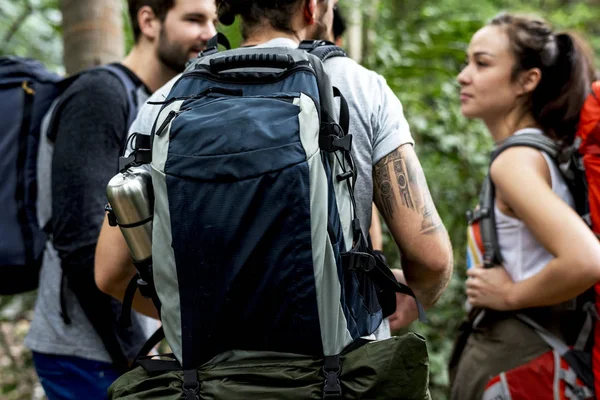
[
  {"left": 362, "top": 0, "right": 380, "bottom": 64},
  {"left": 346, "top": 6, "right": 363, "bottom": 62},
  {"left": 60, "top": 0, "right": 124, "bottom": 75}
]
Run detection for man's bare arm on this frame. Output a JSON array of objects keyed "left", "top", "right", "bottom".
[
  {"left": 373, "top": 144, "right": 453, "bottom": 307},
  {"left": 95, "top": 215, "right": 159, "bottom": 319}
]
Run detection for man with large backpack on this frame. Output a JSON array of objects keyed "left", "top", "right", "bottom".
[
  {"left": 95, "top": 0, "right": 453, "bottom": 398},
  {"left": 20, "top": 1, "right": 217, "bottom": 399}
]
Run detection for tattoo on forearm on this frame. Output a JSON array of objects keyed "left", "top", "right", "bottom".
[
  {"left": 374, "top": 147, "right": 444, "bottom": 235},
  {"left": 416, "top": 171, "right": 441, "bottom": 235},
  {"left": 393, "top": 156, "right": 415, "bottom": 209},
  {"left": 374, "top": 159, "right": 395, "bottom": 219}
]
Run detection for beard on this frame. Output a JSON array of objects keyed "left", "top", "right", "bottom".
[
  {"left": 157, "top": 28, "right": 203, "bottom": 73},
  {"left": 310, "top": 17, "right": 333, "bottom": 42}
]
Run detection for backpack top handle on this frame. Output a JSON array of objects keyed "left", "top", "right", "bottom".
[{"left": 209, "top": 53, "right": 297, "bottom": 73}]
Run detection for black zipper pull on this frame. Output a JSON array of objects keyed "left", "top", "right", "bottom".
[{"left": 155, "top": 110, "right": 179, "bottom": 137}]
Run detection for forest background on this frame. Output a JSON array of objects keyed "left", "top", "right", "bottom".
[{"left": 1, "top": 0, "right": 599, "bottom": 399}]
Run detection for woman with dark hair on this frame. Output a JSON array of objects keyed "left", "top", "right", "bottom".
[{"left": 451, "top": 13, "right": 600, "bottom": 399}]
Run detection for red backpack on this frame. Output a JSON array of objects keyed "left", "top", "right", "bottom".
[
  {"left": 577, "top": 81, "right": 600, "bottom": 399},
  {"left": 470, "top": 82, "right": 600, "bottom": 400}
]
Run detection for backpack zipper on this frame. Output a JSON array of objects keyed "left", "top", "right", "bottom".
[{"left": 155, "top": 110, "right": 183, "bottom": 137}]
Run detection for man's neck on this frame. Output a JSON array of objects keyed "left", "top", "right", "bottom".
[
  {"left": 121, "top": 43, "right": 179, "bottom": 93},
  {"left": 242, "top": 28, "right": 306, "bottom": 47}
]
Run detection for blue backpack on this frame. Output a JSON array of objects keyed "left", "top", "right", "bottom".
[
  {"left": 0, "top": 56, "right": 140, "bottom": 295},
  {"left": 0, "top": 57, "right": 62, "bottom": 295}
]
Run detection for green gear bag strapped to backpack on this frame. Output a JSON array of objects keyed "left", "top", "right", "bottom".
[{"left": 109, "top": 334, "right": 431, "bottom": 400}]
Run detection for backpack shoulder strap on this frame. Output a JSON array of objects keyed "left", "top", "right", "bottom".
[
  {"left": 96, "top": 64, "right": 141, "bottom": 128},
  {"left": 474, "top": 133, "right": 560, "bottom": 268},
  {"left": 45, "top": 64, "right": 143, "bottom": 143},
  {"left": 492, "top": 132, "right": 559, "bottom": 163},
  {"left": 299, "top": 40, "right": 347, "bottom": 62}
]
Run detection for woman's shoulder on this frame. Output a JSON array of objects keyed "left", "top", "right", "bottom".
[{"left": 490, "top": 145, "right": 551, "bottom": 188}]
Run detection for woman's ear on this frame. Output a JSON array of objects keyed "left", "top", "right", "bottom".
[
  {"left": 304, "top": 0, "right": 317, "bottom": 25},
  {"left": 137, "top": 5, "right": 161, "bottom": 42},
  {"left": 516, "top": 68, "right": 542, "bottom": 96}
]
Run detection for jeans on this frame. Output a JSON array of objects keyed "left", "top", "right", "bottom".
[{"left": 32, "top": 351, "right": 121, "bottom": 400}]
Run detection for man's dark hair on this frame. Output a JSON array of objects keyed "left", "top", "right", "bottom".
[
  {"left": 128, "top": 0, "right": 176, "bottom": 42},
  {"left": 332, "top": 6, "right": 346, "bottom": 41},
  {"left": 216, "top": 0, "right": 306, "bottom": 40}
]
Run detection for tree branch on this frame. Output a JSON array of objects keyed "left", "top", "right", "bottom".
[{"left": 3, "top": 0, "right": 33, "bottom": 47}]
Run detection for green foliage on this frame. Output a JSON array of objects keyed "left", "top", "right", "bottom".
[
  {"left": 362, "top": 1, "right": 600, "bottom": 398},
  {"left": 0, "top": 0, "right": 63, "bottom": 72},
  {"left": 218, "top": 17, "right": 242, "bottom": 48}
]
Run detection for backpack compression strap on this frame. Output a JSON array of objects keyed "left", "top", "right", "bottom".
[{"left": 474, "top": 133, "right": 559, "bottom": 268}]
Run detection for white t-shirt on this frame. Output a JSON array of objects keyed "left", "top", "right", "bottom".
[
  {"left": 495, "top": 128, "right": 575, "bottom": 281},
  {"left": 126, "top": 38, "right": 414, "bottom": 338}
]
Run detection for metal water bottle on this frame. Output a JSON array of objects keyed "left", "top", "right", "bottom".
[{"left": 106, "top": 166, "right": 154, "bottom": 264}]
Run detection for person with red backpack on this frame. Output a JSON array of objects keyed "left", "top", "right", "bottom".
[{"left": 449, "top": 12, "right": 600, "bottom": 400}]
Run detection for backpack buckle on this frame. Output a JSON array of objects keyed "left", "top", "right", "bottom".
[
  {"left": 322, "top": 355, "right": 342, "bottom": 399},
  {"left": 323, "top": 370, "right": 342, "bottom": 399},
  {"left": 182, "top": 370, "right": 200, "bottom": 400},
  {"left": 342, "top": 252, "right": 376, "bottom": 273},
  {"left": 466, "top": 207, "right": 489, "bottom": 224},
  {"left": 134, "top": 149, "right": 152, "bottom": 164},
  {"left": 183, "top": 385, "right": 199, "bottom": 400},
  {"left": 319, "top": 124, "right": 352, "bottom": 153},
  {"left": 319, "top": 133, "right": 352, "bottom": 152}
]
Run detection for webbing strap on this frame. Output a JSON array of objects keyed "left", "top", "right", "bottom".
[
  {"left": 322, "top": 355, "right": 342, "bottom": 399},
  {"left": 59, "top": 271, "right": 71, "bottom": 324},
  {"left": 97, "top": 64, "right": 140, "bottom": 129},
  {"left": 206, "top": 33, "right": 231, "bottom": 52},
  {"left": 491, "top": 133, "right": 559, "bottom": 162},
  {"left": 477, "top": 133, "right": 560, "bottom": 268},
  {"left": 560, "top": 368, "right": 594, "bottom": 399},
  {"left": 133, "top": 326, "right": 165, "bottom": 363},
  {"left": 119, "top": 275, "right": 138, "bottom": 328},
  {"left": 343, "top": 244, "right": 428, "bottom": 323},
  {"left": 15, "top": 83, "right": 37, "bottom": 268},
  {"left": 332, "top": 87, "right": 349, "bottom": 141},
  {"left": 183, "top": 369, "right": 200, "bottom": 400},
  {"left": 574, "top": 302, "right": 596, "bottom": 351},
  {"left": 135, "top": 353, "right": 180, "bottom": 372},
  {"left": 298, "top": 40, "right": 347, "bottom": 62},
  {"left": 516, "top": 313, "right": 569, "bottom": 356}
]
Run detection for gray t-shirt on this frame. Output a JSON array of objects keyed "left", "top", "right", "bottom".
[
  {"left": 125, "top": 38, "right": 414, "bottom": 339},
  {"left": 25, "top": 67, "right": 158, "bottom": 364}
]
